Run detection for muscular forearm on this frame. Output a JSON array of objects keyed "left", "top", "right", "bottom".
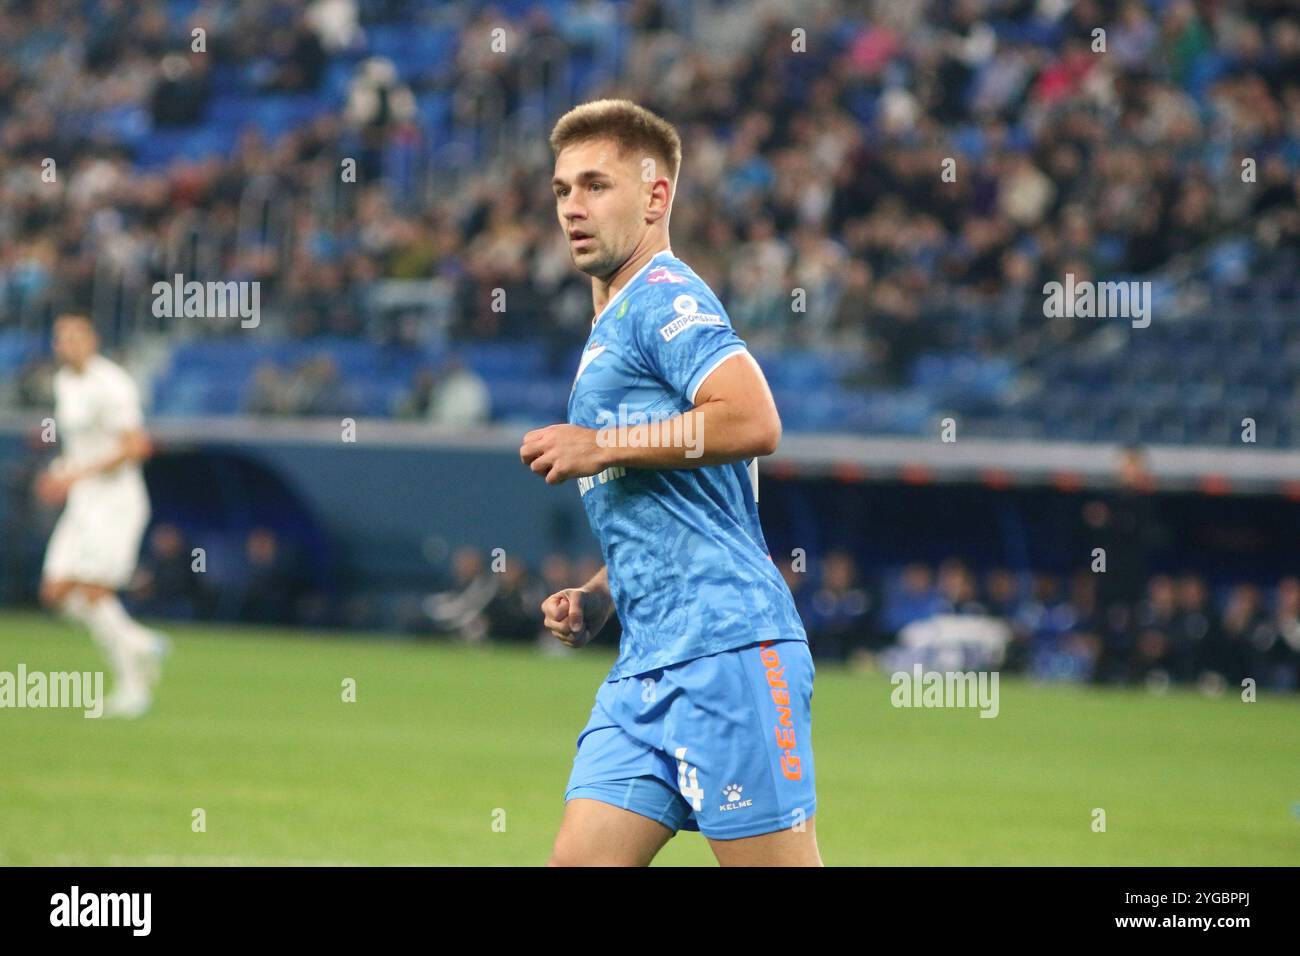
[
  {"left": 581, "top": 565, "right": 610, "bottom": 599},
  {"left": 520, "top": 352, "right": 780, "bottom": 484},
  {"left": 599, "top": 397, "right": 779, "bottom": 470}
]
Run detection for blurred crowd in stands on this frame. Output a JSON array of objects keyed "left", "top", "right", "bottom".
[
  {"left": 246, "top": 352, "right": 491, "bottom": 421},
  {"left": 2, "top": 0, "right": 1298, "bottom": 375}
]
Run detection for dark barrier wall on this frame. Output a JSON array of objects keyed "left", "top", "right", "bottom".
[
  {"left": 192, "top": 438, "right": 601, "bottom": 587},
  {"left": 0, "top": 431, "right": 599, "bottom": 599}
]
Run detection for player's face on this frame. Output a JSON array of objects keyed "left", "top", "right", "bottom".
[
  {"left": 52, "top": 319, "right": 98, "bottom": 369},
  {"left": 553, "top": 138, "right": 645, "bottom": 279}
]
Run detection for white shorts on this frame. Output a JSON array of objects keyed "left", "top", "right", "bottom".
[{"left": 42, "top": 487, "right": 150, "bottom": 590}]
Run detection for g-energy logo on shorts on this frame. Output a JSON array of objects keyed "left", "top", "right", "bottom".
[
  {"left": 659, "top": 294, "right": 722, "bottom": 342},
  {"left": 761, "top": 642, "right": 803, "bottom": 781}
]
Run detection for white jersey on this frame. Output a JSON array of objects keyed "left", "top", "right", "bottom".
[
  {"left": 43, "top": 353, "right": 151, "bottom": 588},
  {"left": 53, "top": 354, "right": 148, "bottom": 505}
]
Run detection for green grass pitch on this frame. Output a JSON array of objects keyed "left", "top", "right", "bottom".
[{"left": 1, "top": 610, "right": 1296, "bottom": 866}]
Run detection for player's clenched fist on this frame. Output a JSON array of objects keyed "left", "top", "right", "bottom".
[
  {"left": 520, "top": 424, "right": 608, "bottom": 484},
  {"left": 541, "top": 587, "right": 612, "bottom": 648},
  {"left": 34, "top": 468, "right": 74, "bottom": 506}
]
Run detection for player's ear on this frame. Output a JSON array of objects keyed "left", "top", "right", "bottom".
[{"left": 646, "top": 178, "right": 671, "bottom": 221}]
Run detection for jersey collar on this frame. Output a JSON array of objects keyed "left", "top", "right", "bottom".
[{"left": 592, "top": 249, "right": 673, "bottom": 328}]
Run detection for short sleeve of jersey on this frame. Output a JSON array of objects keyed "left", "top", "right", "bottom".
[
  {"left": 101, "top": 370, "right": 144, "bottom": 431},
  {"left": 632, "top": 276, "right": 749, "bottom": 405}
]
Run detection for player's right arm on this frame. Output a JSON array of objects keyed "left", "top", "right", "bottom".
[
  {"left": 63, "top": 428, "right": 152, "bottom": 480},
  {"left": 36, "top": 427, "right": 151, "bottom": 506},
  {"left": 540, "top": 565, "right": 613, "bottom": 648}
]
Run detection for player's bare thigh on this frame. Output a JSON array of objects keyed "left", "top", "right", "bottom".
[
  {"left": 40, "top": 579, "right": 113, "bottom": 609},
  {"left": 706, "top": 815, "right": 823, "bottom": 867},
  {"left": 548, "top": 798, "right": 675, "bottom": 866}
]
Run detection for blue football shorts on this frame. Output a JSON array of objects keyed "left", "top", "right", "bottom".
[{"left": 564, "top": 638, "right": 816, "bottom": 840}]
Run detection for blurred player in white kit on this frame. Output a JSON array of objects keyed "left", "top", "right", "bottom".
[{"left": 36, "top": 314, "right": 167, "bottom": 718}]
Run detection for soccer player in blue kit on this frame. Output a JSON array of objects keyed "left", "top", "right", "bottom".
[{"left": 520, "top": 100, "right": 822, "bottom": 866}]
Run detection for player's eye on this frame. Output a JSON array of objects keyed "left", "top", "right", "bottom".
[{"left": 590, "top": 182, "right": 604, "bottom": 192}]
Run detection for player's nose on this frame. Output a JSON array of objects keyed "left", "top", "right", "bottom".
[{"left": 560, "top": 193, "right": 587, "bottom": 218}]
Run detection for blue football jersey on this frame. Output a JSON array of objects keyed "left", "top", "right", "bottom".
[{"left": 566, "top": 249, "right": 808, "bottom": 680}]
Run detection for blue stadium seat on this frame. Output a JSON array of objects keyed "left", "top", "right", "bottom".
[
  {"left": 489, "top": 376, "right": 570, "bottom": 424},
  {"left": 458, "top": 341, "right": 547, "bottom": 379}
]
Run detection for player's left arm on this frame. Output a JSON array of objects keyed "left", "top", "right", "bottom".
[
  {"left": 522, "top": 279, "right": 780, "bottom": 483},
  {"left": 520, "top": 351, "right": 778, "bottom": 482},
  {"left": 610, "top": 350, "right": 778, "bottom": 467}
]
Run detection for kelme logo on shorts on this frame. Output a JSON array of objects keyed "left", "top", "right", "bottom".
[{"left": 719, "top": 783, "right": 752, "bottom": 812}]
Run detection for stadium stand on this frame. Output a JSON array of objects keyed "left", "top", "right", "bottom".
[{"left": 2, "top": 0, "right": 1296, "bottom": 444}]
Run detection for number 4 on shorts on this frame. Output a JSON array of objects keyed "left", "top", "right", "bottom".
[{"left": 675, "top": 746, "right": 704, "bottom": 811}]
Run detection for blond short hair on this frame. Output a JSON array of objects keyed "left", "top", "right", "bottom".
[{"left": 549, "top": 99, "right": 682, "bottom": 186}]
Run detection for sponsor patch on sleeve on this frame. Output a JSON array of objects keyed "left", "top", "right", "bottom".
[{"left": 659, "top": 293, "right": 723, "bottom": 341}]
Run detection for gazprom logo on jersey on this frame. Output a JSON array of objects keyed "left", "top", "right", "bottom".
[
  {"left": 659, "top": 294, "right": 723, "bottom": 342},
  {"left": 152, "top": 273, "right": 260, "bottom": 328},
  {"left": 593, "top": 404, "right": 704, "bottom": 460}
]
